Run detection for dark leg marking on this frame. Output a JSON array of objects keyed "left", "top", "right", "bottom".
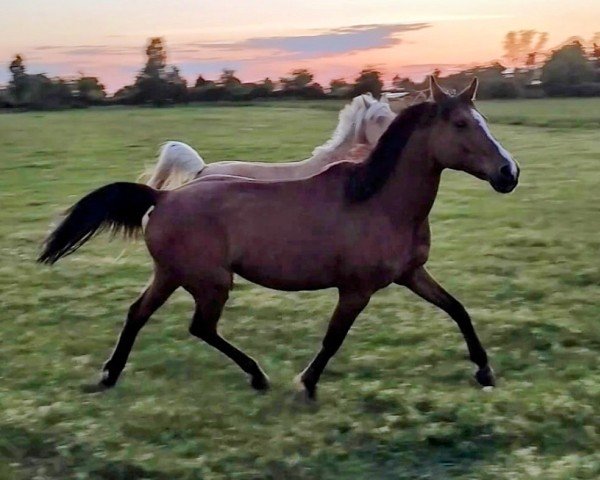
[
  {"left": 298, "top": 290, "right": 370, "bottom": 400},
  {"left": 83, "top": 271, "right": 177, "bottom": 393},
  {"left": 187, "top": 284, "right": 269, "bottom": 391},
  {"left": 400, "top": 266, "right": 495, "bottom": 387}
]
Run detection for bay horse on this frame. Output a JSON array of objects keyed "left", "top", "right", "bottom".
[
  {"left": 39, "top": 77, "right": 519, "bottom": 400},
  {"left": 143, "top": 93, "right": 395, "bottom": 189}
]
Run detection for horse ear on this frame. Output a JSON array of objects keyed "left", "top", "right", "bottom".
[
  {"left": 362, "top": 94, "right": 376, "bottom": 108},
  {"left": 429, "top": 75, "right": 448, "bottom": 104},
  {"left": 380, "top": 94, "right": 389, "bottom": 104},
  {"left": 459, "top": 77, "right": 478, "bottom": 102}
]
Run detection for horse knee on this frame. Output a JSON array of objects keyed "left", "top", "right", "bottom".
[
  {"left": 127, "top": 301, "right": 142, "bottom": 320},
  {"left": 125, "top": 300, "right": 147, "bottom": 327}
]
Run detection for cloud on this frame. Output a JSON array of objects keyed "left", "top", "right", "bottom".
[
  {"left": 7, "top": 22, "right": 431, "bottom": 91},
  {"left": 33, "top": 44, "right": 139, "bottom": 56},
  {"left": 181, "top": 23, "right": 430, "bottom": 60},
  {"left": 25, "top": 23, "right": 428, "bottom": 65}
]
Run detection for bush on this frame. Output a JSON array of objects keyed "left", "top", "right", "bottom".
[
  {"left": 568, "top": 82, "right": 600, "bottom": 97},
  {"left": 478, "top": 79, "right": 520, "bottom": 99},
  {"left": 188, "top": 84, "right": 230, "bottom": 101},
  {"left": 541, "top": 42, "right": 595, "bottom": 96}
]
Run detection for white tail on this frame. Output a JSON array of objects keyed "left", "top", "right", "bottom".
[{"left": 141, "top": 141, "right": 206, "bottom": 189}]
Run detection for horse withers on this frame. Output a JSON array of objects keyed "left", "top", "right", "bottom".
[{"left": 39, "top": 76, "right": 519, "bottom": 400}]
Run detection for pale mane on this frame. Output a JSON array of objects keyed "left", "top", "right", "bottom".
[{"left": 311, "top": 94, "right": 373, "bottom": 158}]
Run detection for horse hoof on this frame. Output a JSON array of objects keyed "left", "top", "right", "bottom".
[
  {"left": 250, "top": 373, "right": 270, "bottom": 392},
  {"left": 475, "top": 365, "right": 496, "bottom": 388},
  {"left": 293, "top": 374, "right": 317, "bottom": 402}
]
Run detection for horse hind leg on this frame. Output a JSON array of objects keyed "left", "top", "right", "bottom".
[
  {"left": 83, "top": 268, "right": 178, "bottom": 393},
  {"left": 186, "top": 281, "right": 270, "bottom": 391}
]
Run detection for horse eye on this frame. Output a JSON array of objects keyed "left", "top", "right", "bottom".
[{"left": 454, "top": 119, "right": 468, "bottom": 129}]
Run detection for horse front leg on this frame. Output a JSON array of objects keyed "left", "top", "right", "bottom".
[
  {"left": 297, "top": 290, "right": 370, "bottom": 401},
  {"left": 399, "top": 266, "right": 495, "bottom": 387}
]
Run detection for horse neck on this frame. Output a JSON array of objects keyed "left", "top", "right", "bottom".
[
  {"left": 299, "top": 134, "right": 355, "bottom": 170},
  {"left": 375, "top": 129, "right": 441, "bottom": 225},
  {"left": 305, "top": 104, "right": 368, "bottom": 171}
]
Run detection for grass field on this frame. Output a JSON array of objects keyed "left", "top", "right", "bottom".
[{"left": 1, "top": 99, "right": 599, "bottom": 479}]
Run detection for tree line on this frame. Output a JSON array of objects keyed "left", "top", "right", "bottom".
[{"left": 2, "top": 34, "right": 600, "bottom": 110}]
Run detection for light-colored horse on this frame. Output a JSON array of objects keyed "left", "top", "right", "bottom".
[
  {"left": 381, "top": 91, "right": 428, "bottom": 114},
  {"left": 144, "top": 93, "right": 395, "bottom": 189}
]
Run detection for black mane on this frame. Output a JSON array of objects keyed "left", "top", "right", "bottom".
[{"left": 345, "top": 101, "right": 436, "bottom": 202}]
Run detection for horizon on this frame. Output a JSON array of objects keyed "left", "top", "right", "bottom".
[{"left": 1, "top": 1, "right": 599, "bottom": 92}]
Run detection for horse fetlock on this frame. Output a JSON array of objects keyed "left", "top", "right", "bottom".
[
  {"left": 294, "top": 373, "right": 317, "bottom": 401},
  {"left": 80, "top": 369, "right": 117, "bottom": 394},
  {"left": 249, "top": 372, "right": 270, "bottom": 391},
  {"left": 100, "top": 361, "right": 122, "bottom": 386},
  {"left": 100, "top": 369, "right": 117, "bottom": 386}
]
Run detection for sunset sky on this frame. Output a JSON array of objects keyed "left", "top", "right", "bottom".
[{"left": 1, "top": 0, "right": 598, "bottom": 92}]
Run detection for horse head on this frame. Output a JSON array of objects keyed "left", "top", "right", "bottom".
[{"left": 427, "top": 76, "right": 520, "bottom": 193}]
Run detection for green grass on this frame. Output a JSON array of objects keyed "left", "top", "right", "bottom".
[
  {"left": 1, "top": 99, "right": 599, "bottom": 479},
  {"left": 479, "top": 98, "right": 600, "bottom": 128}
]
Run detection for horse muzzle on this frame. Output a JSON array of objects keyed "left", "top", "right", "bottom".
[{"left": 490, "top": 161, "right": 519, "bottom": 194}]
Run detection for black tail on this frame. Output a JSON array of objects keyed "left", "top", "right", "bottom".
[{"left": 38, "top": 182, "right": 161, "bottom": 265}]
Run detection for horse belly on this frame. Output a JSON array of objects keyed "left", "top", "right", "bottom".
[{"left": 233, "top": 246, "right": 339, "bottom": 291}]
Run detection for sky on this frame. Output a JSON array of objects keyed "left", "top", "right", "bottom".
[{"left": 1, "top": 0, "right": 598, "bottom": 92}]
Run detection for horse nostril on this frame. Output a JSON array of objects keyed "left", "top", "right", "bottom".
[{"left": 499, "top": 164, "right": 513, "bottom": 179}]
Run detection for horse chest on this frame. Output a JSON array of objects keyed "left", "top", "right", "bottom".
[
  {"left": 339, "top": 235, "right": 405, "bottom": 287},
  {"left": 340, "top": 220, "right": 431, "bottom": 289}
]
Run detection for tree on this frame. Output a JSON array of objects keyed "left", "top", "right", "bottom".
[
  {"left": 45, "top": 78, "right": 74, "bottom": 108},
  {"left": 303, "top": 82, "right": 325, "bottom": 99},
  {"left": 593, "top": 43, "right": 600, "bottom": 69},
  {"left": 391, "top": 75, "right": 415, "bottom": 91},
  {"left": 76, "top": 76, "right": 106, "bottom": 104},
  {"left": 9, "top": 54, "right": 25, "bottom": 77},
  {"left": 351, "top": 67, "right": 383, "bottom": 97},
  {"left": 164, "top": 66, "right": 188, "bottom": 103},
  {"left": 280, "top": 68, "right": 314, "bottom": 91},
  {"left": 5, "top": 55, "right": 77, "bottom": 108},
  {"left": 329, "top": 78, "right": 350, "bottom": 97},
  {"left": 135, "top": 37, "right": 169, "bottom": 105},
  {"left": 194, "top": 75, "right": 210, "bottom": 88},
  {"left": 218, "top": 69, "right": 241, "bottom": 88},
  {"left": 503, "top": 30, "right": 548, "bottom": 67},
  {"left": 9, "top": 54, "right": 27, "bottom": 104},
  {"left": 246, "top": 77, "right": 274, "bottom": 99},
  {"left": 143, "top": 37, "right": 167, "bottom": 78},
  {"left": 132, "top": 37, "right": 189, "bottom": 105},
  {"left": 261, "top": 77, "right": 274, "bottom": 93},
  {"left": 541, "top": 41, "right": 595, "bottom": 95},
  {"left": 112, "top": 85, "right": 138, "bottom": 105}
]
